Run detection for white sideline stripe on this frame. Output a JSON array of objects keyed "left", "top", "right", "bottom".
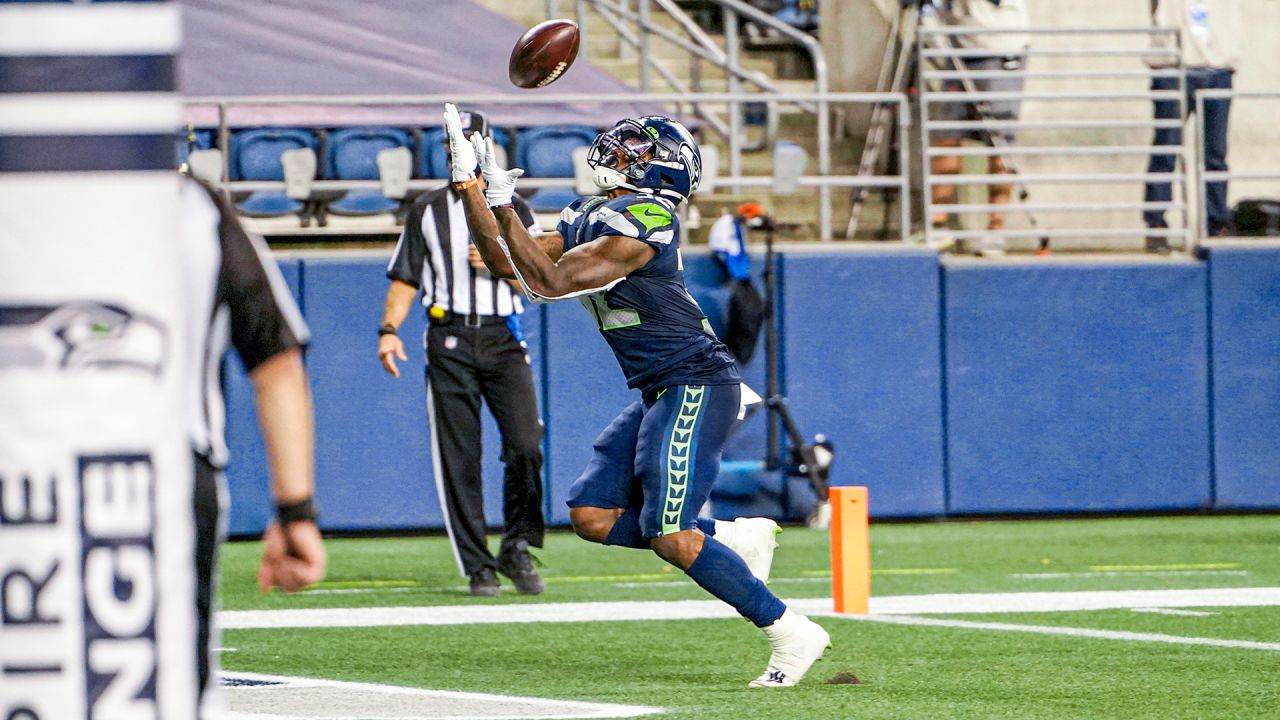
[
  {"left": 851, "top": 614, "right": 1280, "bottom": 652},
  {"left": 1012, "top": 570, "right": 1249, "bottom": 579},
  {"left": 0, "top": 95, "right": 180, "bottom": 134},
  {"left": 1131, "top": 607, "right": 1218, "bottom": 617},
  {"left": 218, "top": 587, "right": 1280, "bottom": 630},
  {"left": 222, "top": 671, "right": 660, "bottom": 719},
  {"left": 854, "top": 587, "right": 1280, "bottom": 615},
  {"left": 0, "top": 3, "right": 181, "bottom": 55}
]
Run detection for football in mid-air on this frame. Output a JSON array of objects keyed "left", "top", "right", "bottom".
[{"left": 509, "top": 19, "right": 580, "bottom": 89}]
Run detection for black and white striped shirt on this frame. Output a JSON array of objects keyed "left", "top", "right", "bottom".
[{"left": 387, "top": 188, "right": 540, "bottom": 317}]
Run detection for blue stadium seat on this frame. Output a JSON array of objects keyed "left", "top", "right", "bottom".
[
  {"left": 516, "top": 125, "right": 598, "bottom": 212},
  {"left": 418, "top": 127, "right": 511, "bottom": 179},
  {"left": 325, "top": 127, "right": 413, "bottom": 215},
  {"left": 229, "top": 128, "right": 316, "bottom": 217},
  {"left": 177, "top": 129, "right": 214, "bottom": 168}
]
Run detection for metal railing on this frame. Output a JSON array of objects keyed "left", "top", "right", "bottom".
[
  {"left": 1195, "top": 90, "right": 1280, "bottom": 242},
  {"left": 918, "top": 24, "right": 1189, "bottom": 251},
  {"left": 182, "top": 91, "right": 910, "bottom": 241},
  {"left": 570, "top": 0, "right": 835, "bottom": 240}
]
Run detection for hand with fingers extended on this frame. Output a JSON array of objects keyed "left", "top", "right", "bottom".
[
  {"left": 470, "top": 131, "right": 524, "bottom": 208},
  {"left": 443, "top": 102, "right": 478, "bottom": 183},
  {"left": 257, "top": 519, "right": 326, "bottom": 593},
  {"left": 378, "top": 332, "right": 407, "bottom": 378}
]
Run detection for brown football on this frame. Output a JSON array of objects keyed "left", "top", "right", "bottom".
[{"left": 509, "top": 19, "right": 580, "bottom": 89}]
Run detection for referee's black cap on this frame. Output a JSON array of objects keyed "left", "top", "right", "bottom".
[{"left": 456, "top": 108, "right": 490, "bottom": 139}]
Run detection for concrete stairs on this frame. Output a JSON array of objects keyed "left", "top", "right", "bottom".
[{"left": 475, "top": 0, "right": 898, "bottom": 241}]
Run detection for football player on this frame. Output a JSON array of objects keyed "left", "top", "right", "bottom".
[{"left": 444, "top": 103, "right": 830, "bottom": 688}]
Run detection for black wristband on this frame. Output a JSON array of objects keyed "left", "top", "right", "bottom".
[
  {"left": 378, "top": 323, "right": 398, "bottom": 337},
  {"left": 275, "top": 497, "right": 318, "bottom": 526}
]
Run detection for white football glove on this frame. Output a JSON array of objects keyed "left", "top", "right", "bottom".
[
  {"left": 443, "top": 103, "right": 477, "bottom": 183},
  {"left": 470, "top": 132, "right": 525, "bottom": 208}
]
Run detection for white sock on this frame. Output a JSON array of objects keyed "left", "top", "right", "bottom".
[
  {"left": 713, "top": 519, "right": 735, "bottom": 543},
  {"left": 763, "top": 608, "right": 802, "bottom": 640}
]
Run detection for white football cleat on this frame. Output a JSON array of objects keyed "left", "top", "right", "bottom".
[
  {"left": 714, "top": 517, "right": 780, "bottom": 582},
  {"left": 748, "top": 610, "right": 831, "bottom": 688}
]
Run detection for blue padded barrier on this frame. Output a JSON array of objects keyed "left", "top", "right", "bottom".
[
  {"left": 781, "top": 249, "right": 946, "bottom": 517},
  {"left": 943, "top": 259, "right": 1211, "bottom": 514},
  {"left": 682, "top": 250, "right": 795, "bottom": 520},
  {"left": 682, "top": 251, "right": 771, "bottom": 464},
  {"left": 223, "top": 260, "right": 303, "bottom": 535},
  {"left": 542, "top": 300, "right": 640, "bottom": 526},
  {"left": 1203, "top": 243, "right": 1280, "bottom": 508},
  {"left": 325, "top": 127, "right": 413, "bottom": 215},
  {"left": 229, "top": 127, "right": 316, "bottom": 217},
  {"left": 295, "top": 258, "right": 436, "bottom": 531}
]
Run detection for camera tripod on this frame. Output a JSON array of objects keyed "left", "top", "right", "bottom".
[
  {"left": 845, "top": 0, "right": 1049, "bottom": 252},
  {"left": 751, "top": 215, "right": 833, "bottom": 505}
]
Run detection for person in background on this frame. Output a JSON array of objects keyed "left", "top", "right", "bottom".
[
  {"left": 927, "top": 0, "right": 1030, "bottom": 257},
  {"left": 377, "top": 109, "right": 547, "bottom": 597},
  {"left": 1144, "top": 0, "right": 1244, "bottom": 252},
  {"left": 707, "top": 202, "right": 767, "bottom": 367}
]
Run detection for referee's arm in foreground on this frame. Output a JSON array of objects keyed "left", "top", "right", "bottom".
[{"left": 209, "top": 186, "right": 326, "bottom": 591}]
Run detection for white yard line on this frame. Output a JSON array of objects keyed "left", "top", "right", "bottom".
[
  {"left": 221, "top": 671, "right": 660, "bottom": 720},
  {"left": 1131, "top": 607, "right": 1219, "bottom": 617},
  {"left": 219, "top": 587, "right": 1280, "bottom": 630},
  {"left": 1011, "top": 570, "right": 1249, "bottom": 579},
  {"left": 849, "top": 614, "right": 1280, "bottom": 652}
]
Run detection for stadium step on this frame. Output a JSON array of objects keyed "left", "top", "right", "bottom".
[{"left": 470, "top": 0, "right": 890, "bottom": 242}]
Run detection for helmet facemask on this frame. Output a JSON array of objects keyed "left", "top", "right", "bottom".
[
  {"left": 587, "top": 123, "right": 656, "bottom": 191},
  {"left": 586, "top": 118, "right": 701, "bottom": 203}
]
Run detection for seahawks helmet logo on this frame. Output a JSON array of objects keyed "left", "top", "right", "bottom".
[{"left": 0, "top": 301, "right": 168, "bottom": 376}]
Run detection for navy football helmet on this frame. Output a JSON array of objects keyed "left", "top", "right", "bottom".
[{"left": 585, "top": 116, "right": 702, "bottom": 204}]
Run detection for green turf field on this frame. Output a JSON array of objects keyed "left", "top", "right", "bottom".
[{"left": 218, "top": 515, "right": 1280, "bottom": 719}]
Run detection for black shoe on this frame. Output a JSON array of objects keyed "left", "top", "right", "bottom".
[
  {"left": 1145, "top": 225, "right": 1171, "bottom": 255},
  {"left": 469, "top": 567, "right": 500, "bottom": 597},
  {"left": 497, "top": 540, "right": 544, "bottom": 595}
]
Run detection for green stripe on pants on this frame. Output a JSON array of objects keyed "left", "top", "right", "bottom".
[{"left": 661, "top": 385, "right": 705, "bottom": 535}]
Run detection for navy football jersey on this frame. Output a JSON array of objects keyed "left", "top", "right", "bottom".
[{"left": 556, "top": 193, "right": 740, "bottom": 395}]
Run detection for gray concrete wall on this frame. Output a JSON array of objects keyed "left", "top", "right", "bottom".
[{"left": 823, "top": 1, "right": 1280, "bottom": 247}]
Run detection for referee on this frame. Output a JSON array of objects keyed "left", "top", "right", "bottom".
[
  {"left": 377, "top": 109, "right": 546, "bottom": 597},
  {"left": 182, "top": 178, "right": 325, "bottom": 716}
]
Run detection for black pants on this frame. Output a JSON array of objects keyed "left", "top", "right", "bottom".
[
  {"left": 193, "top": 450, "right": 221, "bottom": 717},
  {"left": 426, "top": 320, "right": 544, "bottom": 575},
  {"left": 1145, "top": 68, "right": 1234, "bottom": 229}
]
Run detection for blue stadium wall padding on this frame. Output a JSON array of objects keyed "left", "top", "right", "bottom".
[
  {"left": 781, "top": 249, "right": 946, "bottom": 518},
  {"left": 682, "top": 251, "right": 772, "bottom": 467},
  {"left": 295, "top": 258, "right": 439, "bottom": 531},
  {"left": 1203, "top": 243, "right": 1280, "bottom": 508},
  {"left": 224, "top": 259, "right": 302, "bottom": 535},
  {"left": 943, "top": 259, "right": 1212, "bottom": 514},
  {"left": 542, "top": 300, "right": 641, "bottom": 526},
  {"left": 684, "top": 250, "right": 806, "bottom": 522}
]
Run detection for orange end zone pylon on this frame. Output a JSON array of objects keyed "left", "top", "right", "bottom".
[{"left": 829, "top": 486, "right": 870, "bottom": 614}]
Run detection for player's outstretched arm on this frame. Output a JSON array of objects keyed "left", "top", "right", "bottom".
[
  {"left": 495, "top": 222, "right": 654, "bottom": 299},
  {"left": 249, "top": 348, "right": 326, "bottom": 592},
  {"left": 455, "top": 179, "right": 562, "bottom": 278},
  {"left": 444, "top": 103, "right": 563, "bottom": 277}
]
